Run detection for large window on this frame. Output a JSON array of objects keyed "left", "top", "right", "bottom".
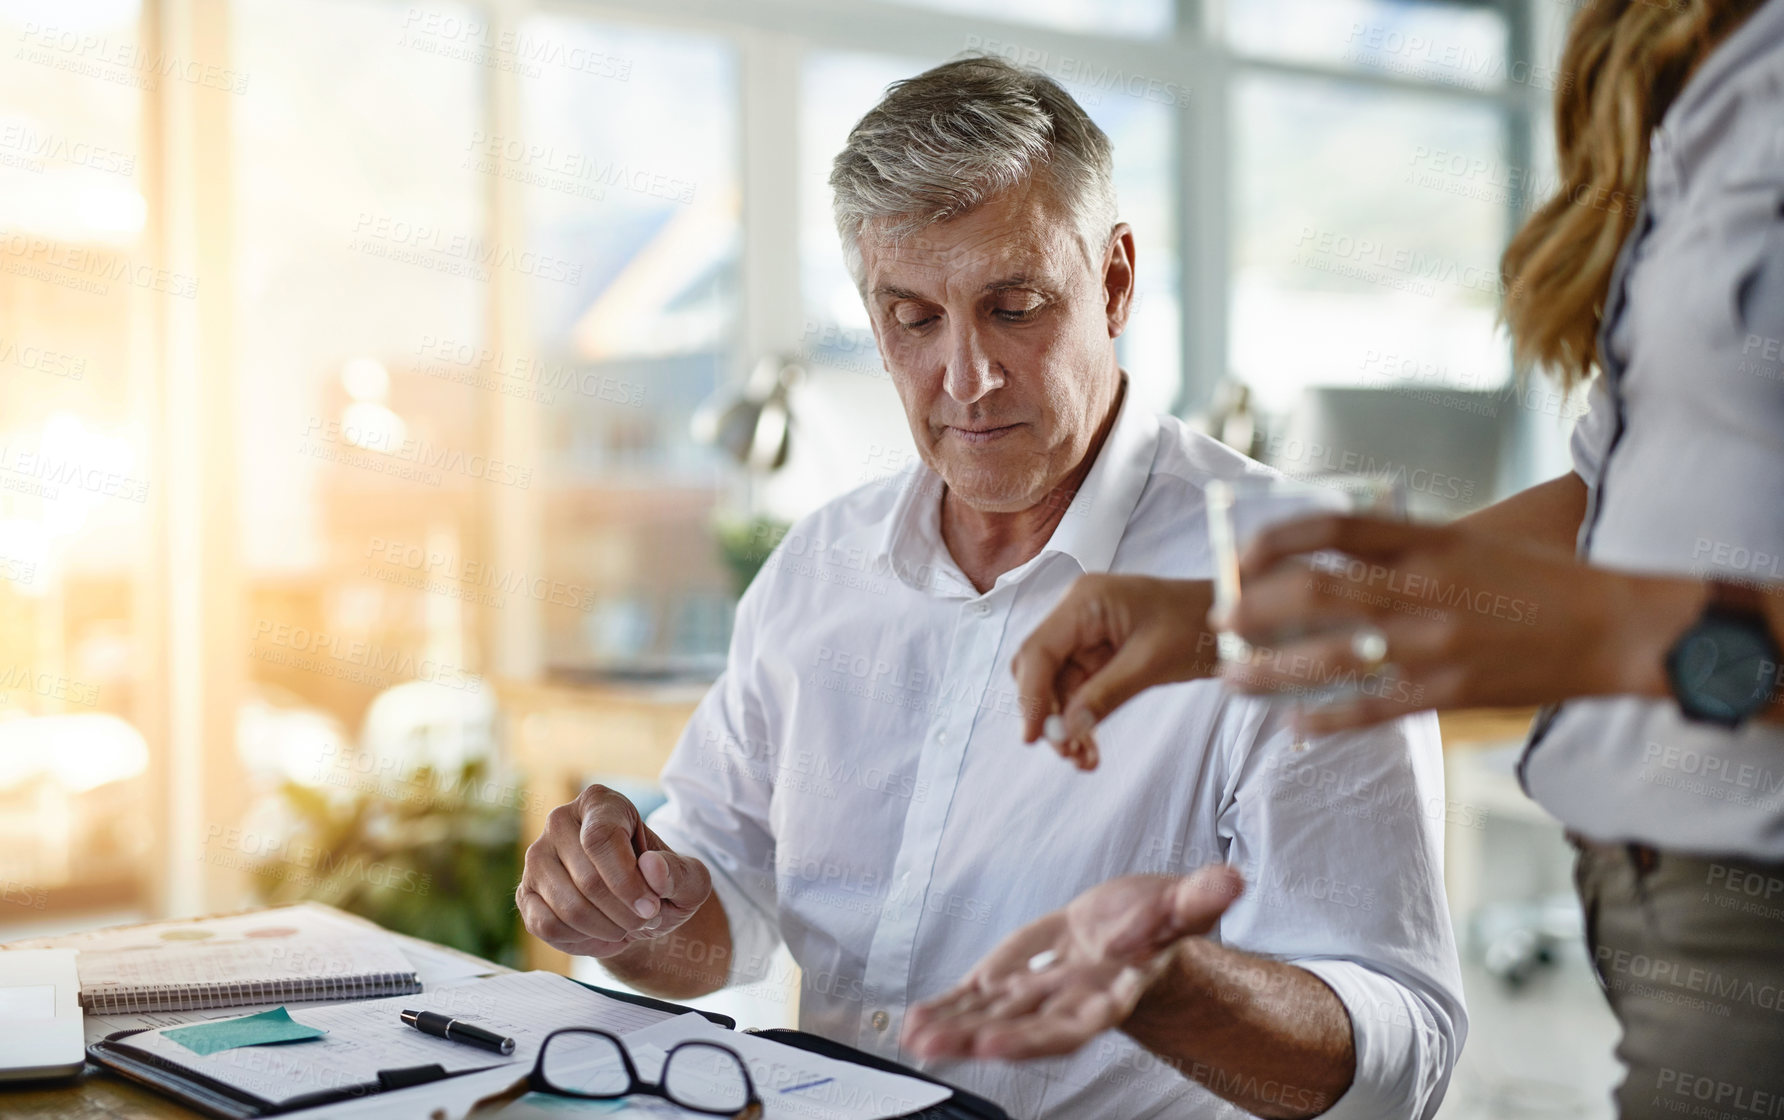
[
  {"left": 0, "top": 0, "right": 1565, "bottom": 928},
  {"left": 230, "top": 4, "right": 746, "bottom": 774},
  {"left": 0, "top": 0, "right": 154, "bottom": 914}
]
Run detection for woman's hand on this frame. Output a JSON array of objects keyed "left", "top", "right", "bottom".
[
  {"left": 901, "top": 866, "right": 1243, "bottom": 1061},
  {"left": 1010, "top": 575, "right": 1218, "bottom": 769},
  {"left": 1221, "top": 514, "right": 1700, "bottom": 734}
]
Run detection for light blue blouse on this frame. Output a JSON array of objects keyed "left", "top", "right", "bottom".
[{"left": 1520, "top": 0, "right": 1784, "bottom": 856}]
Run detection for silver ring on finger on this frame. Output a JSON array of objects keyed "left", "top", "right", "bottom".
[{"left": 1350, "top": 624, "right": 1389, "bottom": 675}]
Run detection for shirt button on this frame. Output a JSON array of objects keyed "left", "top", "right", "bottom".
[
  {"left": 937, "top": 731, "right": 947, "bottom": 746},
  {"left": 871, "top": 1010, "right": 890, "bottom": 1031},
  {"left": 973, "top": 602, "right": 990, "bottom": 616}
]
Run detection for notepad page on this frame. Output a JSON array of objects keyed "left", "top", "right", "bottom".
[
  {"left": 116, "top": 970, "right": 675, "bottom": 1108},
  {"left": 7, "top": 904, "right": 419, "bottom": 1012}
]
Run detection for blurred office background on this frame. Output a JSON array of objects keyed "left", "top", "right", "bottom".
[{"left": 1, "top": 0, "right": 1612, "bottom": 1114}]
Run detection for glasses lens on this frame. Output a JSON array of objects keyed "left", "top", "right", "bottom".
[
  {"left": 540, "top": 1031, "right": 630, "bottom": 1097},
  {"left": 663, "top": 1043, "right": 750, "bottom": 1113}
]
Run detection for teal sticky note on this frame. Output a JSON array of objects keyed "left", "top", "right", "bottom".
[{"left": 164, "top": 1006, "right": 327, "bottom": 1057}]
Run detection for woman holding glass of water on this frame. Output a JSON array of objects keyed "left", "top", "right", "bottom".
[{"left": 904, "top": 0, "right": 1784, "bottom": 1112}]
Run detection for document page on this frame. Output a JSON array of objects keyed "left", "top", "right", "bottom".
[{"left": 624, "top": 1013, "right": 954, "bottom": 1120}]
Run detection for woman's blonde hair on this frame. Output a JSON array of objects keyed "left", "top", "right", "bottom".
[{"left": 1500, "top": 0, "right": 1765, "bottom": 388}]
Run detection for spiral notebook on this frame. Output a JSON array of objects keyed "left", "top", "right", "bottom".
[{"left": 4, "top": 903, "right": 420, "bottom": 1014}]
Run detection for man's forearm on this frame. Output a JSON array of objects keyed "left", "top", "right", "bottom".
[
  {"left": 1122, "top": 939, "right": 1354, "bottom": 1119},
  {"left": 598, "top": 893, "right": 734, "bottom": 1000}
]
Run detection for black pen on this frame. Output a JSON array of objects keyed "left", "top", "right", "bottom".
[{"left": 400, "top": 1009, "right": 516, "bottom": 1056}]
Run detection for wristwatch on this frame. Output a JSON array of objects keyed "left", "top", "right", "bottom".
[{"left": 1664, "top": 580, "right": 1782, "bottom": 728}]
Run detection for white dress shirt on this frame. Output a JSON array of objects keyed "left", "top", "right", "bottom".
[{"left": 647, "top": 386, "right": 1466, "bottom": 1119}]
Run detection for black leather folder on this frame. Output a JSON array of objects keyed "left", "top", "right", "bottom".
[{"left": 85, "top": 981, "right": 1010, "bottom": 1119}]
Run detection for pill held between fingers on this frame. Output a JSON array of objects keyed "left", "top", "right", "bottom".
[{"left": 1043, "top": 714, "right": 1067, "bottom": 745}]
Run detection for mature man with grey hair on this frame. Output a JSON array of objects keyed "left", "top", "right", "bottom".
[{"left": 518, "top": 57, "right": 1465, "bottom": 1118}]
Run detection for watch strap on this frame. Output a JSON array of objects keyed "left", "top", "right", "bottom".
[{"left": 1706, "top": 578, "right": 1769, "bottom": 618}]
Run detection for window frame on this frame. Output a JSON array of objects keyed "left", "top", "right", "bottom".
[{"left": 529, "top": 0, "right": 1542, "bottom": 416}]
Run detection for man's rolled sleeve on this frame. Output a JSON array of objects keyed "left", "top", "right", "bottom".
[
  {"left": 643, "top": 582, "right": 783, "bottom": 987},
  {"left": 1293, "top": 958, "right": 1452, "bottom": 1120},
  {"left": 1214, "top": 701, "right": 1467, "bottom": 1120}
]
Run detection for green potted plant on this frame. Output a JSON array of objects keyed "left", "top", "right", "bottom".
[
  {"left": 249, "top": 758, "right": 523, "bottom": 966},
  {"left": 714, "top": 514, "right": 789, "bottom": 597}
]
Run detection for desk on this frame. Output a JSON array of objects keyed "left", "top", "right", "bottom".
[
  {"left": 8, "top": 708, "right": 1542, "bottom": 1117},
  {"left": 2, "top": 1063, "right": 192, "bottom": 1119},
  {"left": 1437, "top": 707, "right": 1540, "bottom": 748},
  {"left": 0, "top": 911, "right": 508, "bottom": 1119}
]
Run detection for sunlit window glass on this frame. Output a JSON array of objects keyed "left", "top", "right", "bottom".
[
  {"left": 886, "top": 0, "right": 1172, "bottom": 38},
  {"left": 1229, "top": 73, "right": 1509, "bottom": 415},
  {"left": 0, "top": 0, "right": 152, "bottom": 916},
  {"left": 1226, "top": 0, "right": 1509, "bottom": 93},
  {"left": 519, "top": 16, "right": 741, "bottom": 668}
]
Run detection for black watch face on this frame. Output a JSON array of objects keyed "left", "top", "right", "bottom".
[{"left": 1673, "top": 618, "right": 1779, "bottom": 723}]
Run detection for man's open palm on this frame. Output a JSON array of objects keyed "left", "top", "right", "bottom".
[{"left": 902, "top": 866, "right": 1243, "bottom": 1061}]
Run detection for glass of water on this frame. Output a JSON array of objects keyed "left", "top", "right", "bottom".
[{"left": 1206, "top": 473, "right": 1405, "bottom": 737}]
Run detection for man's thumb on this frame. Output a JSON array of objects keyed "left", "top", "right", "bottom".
[
  {"left": 1166, "top": 864, "right": 1244, "bottom": 936},
  {"left": 1105, "top": 866, "right": 1243, "bottom": 956},
  {"left": 639, "top": 848, "right": 703, "bottom": 906}
]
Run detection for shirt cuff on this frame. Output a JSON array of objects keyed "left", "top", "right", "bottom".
[
  {"left": 1292, "top": 958, "right": 1453, "bottom": 1120},
  {"left": 645, "top": 816, "right": 781, "bottom": 988}
]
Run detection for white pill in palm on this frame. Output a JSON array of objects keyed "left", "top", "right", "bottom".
[{"left": 1043, "top": 714, "right": 1068, "bottom": 744}]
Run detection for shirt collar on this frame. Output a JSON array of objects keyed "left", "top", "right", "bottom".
[
  {"left": 874, "top": 375, "right": 1159, "bottom": 595},
  {"left": 1661, "top": 0, "right": 1784, "bottom": 135},
  {"left": 1038, "top": 379, "right": 1157, "bottom": 577}
]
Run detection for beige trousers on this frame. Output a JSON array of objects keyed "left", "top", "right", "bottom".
[{"left": 1574, "top": 837, "right": 1784, "bottom": 1119}]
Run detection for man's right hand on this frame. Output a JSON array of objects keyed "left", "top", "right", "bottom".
[
  {"left": 903, "top": 866, "right": 1243, "bottom": 1061},
  {"left": 517, "top": 784, "right": 713, "bottom": 959},
  {"left": 1012, "top": 575, "right": 1218, "bottom": 769}
]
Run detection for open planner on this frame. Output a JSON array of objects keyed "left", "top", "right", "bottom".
[{"left": 87, "top": 969, "right": 989, "bottom": 1120}]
